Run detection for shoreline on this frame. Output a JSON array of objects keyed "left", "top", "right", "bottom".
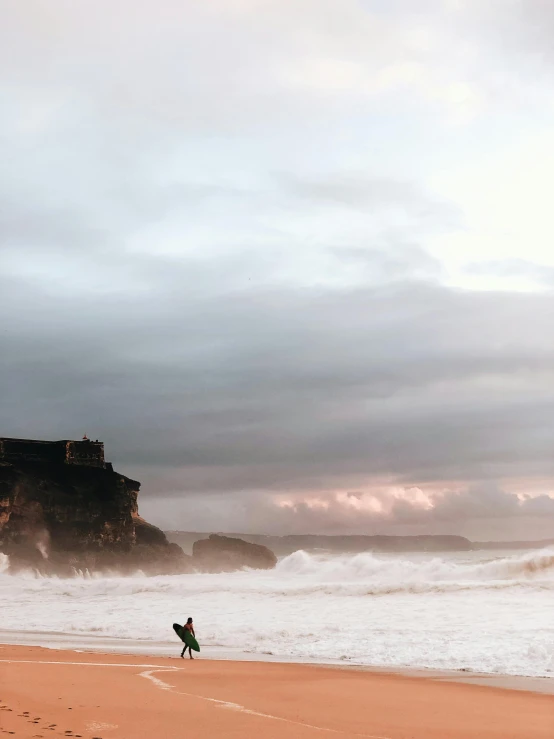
[
  {"left": 0, "top": 644, "right": 553, "bottom": 739},
  {"left": 1, "top": 629, "right": 553, "bottom": 696}
]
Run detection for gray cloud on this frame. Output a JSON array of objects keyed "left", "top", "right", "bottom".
[
  {"left": 140, "top": 484, "right": 554, "bottom": 540},
  {"left": 3, "top": 0, "right": 553, "bottom": 137},
  {"left": 2, "top": 0, "right": 554, "bottom": 537},
  {"left": 329, "top": 244, "right": 444, "bottom": 282},
  {"left": 2, "top": 269, "right": 554, "bottom": 492},
  {"left": 465, "top": 259, "right": 554, "bottom": 287},
  {"left": 279, "top": 173, "right": 460, "bottom": 219}
]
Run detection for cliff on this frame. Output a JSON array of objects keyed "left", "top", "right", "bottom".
[{"left": 0, "top": 458, "right": 191, "bottom": 575}]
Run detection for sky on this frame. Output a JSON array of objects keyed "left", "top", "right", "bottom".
[{"left": 2, "top": 0, "right": 554, "bottom": 539}]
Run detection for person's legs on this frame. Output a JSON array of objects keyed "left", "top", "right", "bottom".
[
  {"left": 181, "top": 645, "right": 186, "bottom": 658},
  {"left": 189, "top": 646, "right": 194, "bottom": 659}
]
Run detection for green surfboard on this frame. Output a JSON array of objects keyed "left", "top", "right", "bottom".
[{"left": 173, "top": 622, "right": 200, "bottom": 652}]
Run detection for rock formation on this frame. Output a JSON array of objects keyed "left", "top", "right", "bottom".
[
  {"left": 168, "top": 531, "right": 473, "bottom": 556},
  {"left": 0, "top": 437, "right": 191, "bottom": 575},
  {"left": 192, "top": 533, "right": 277, "bottom": 572}
]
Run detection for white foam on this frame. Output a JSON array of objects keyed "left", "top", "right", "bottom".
[
  {"left": 1, "top": 549, "right": 553, "bottom": 677},
  {"left": 275, "top": 548, "right": 554, "bottom": 587},
  {"left": 0, "top": 553, "right": 9, "bottom": 574}
]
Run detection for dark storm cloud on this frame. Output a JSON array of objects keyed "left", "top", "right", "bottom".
[
  {"left": 3, "top": 0, "right": 554, "bottom": 537},
  {"left": 2, "top": 255, "right": 554, "bottom": 496}
]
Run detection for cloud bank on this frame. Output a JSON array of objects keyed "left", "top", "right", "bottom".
[{"left": 1, "top": 1, "right": 554, "bottom": 537}]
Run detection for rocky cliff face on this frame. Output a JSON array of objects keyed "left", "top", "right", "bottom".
[
  {"left": 192, "top": 534, "right": 277, "bottom": 572},
  {"left": 0, "top": 459, "right": 190, "bottom": 575}
]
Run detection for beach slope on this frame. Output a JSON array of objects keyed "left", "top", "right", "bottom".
[{"left": 0, "top": 646, "right": 552, "bottom": 738}]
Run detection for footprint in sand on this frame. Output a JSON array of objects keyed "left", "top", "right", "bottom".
[{"left": 88, "top": 722, "right": 116, "bottom": 732}]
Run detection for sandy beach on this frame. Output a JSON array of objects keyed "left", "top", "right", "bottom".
[{"left": 0, "top": 646, "right": 552, "bottom": 739}]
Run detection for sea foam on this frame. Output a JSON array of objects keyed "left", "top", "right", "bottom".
[{"left": 1, "top": 549, "right": 553, "bottom": 677}]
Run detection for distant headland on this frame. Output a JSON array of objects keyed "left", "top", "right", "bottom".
[{"left": 167, "top": 532, "right": 554, "bottom": 556}]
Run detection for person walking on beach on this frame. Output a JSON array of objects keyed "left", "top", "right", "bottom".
[{"left": 181, "top": 617, "right": 195, "bottom": 659}]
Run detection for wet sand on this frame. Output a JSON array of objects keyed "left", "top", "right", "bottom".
[{"left": 0, "top": 645, "right": 552, "bottom": 738}]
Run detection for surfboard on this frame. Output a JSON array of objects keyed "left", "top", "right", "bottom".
[{"left": 172, "top": 622, "right": 200, "bottom": 652}]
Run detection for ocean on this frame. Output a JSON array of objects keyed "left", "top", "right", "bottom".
[{"left": 1, "top": 548, "right": 553, "bottom": 678}]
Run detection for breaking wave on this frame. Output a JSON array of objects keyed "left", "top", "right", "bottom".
[
  {"left": 0, "top": 553, "right": 9, "bottom": 574},
  {"left": 1, "top": 548, "right": 553, "bottom": 677},
  {"left": 1, "top": 548, "right": 553, "bottom": 599},
  {"left": 274, "top": 548, "right": 554, "bottom": 588}
]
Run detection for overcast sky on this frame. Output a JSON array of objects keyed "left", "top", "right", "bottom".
[{"left": 2, "top": 0, "right": 554, "bottom": 539}]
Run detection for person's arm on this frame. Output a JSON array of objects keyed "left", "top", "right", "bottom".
[{"left": 192, "top": 627, "right": 195, "bottom": 637}]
